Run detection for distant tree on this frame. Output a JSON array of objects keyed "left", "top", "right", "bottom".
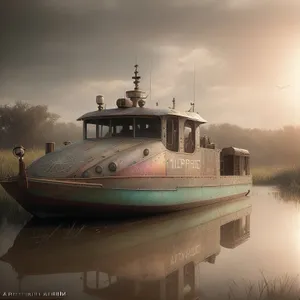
[
  {"left": 0, "top": 102, "right": 81, "bottom": 149},
  {"left": 202, "top": 123, "right": 300, "bottom": 167}
]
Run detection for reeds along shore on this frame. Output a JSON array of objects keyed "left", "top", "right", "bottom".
[
  {"left": 224, "top": 274, "right": 300, "bottom": 300},
  {"left": 0, "top": 149, "right": 44, "bottom": 202},
  {"left": 252, "top": 166, "right": 300, "bottom": 195},
  {"left": 0, "top": 149, "right": 44, "bottom": 179}
]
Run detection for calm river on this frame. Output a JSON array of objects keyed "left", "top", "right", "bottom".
[{"left": 0, "top": 186, "right": 299, "bottom": 300}]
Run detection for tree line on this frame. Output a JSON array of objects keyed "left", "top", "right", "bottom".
[
  {"left": 0, "top": 102, "right": 298, "bottom": 167},
  {"left": 0, "top": 102, "right": 81, "bottom": 149}
]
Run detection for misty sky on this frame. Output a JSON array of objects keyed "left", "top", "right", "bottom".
[{"left": 1, "top": 0, "right": 300, "bottom": 128}]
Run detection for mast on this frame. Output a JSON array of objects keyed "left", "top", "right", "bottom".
[
  {"left": 192, "top": 65, "right": 196, "bottom": 112},
  {"left": 149, "top": 56, "right": 153, "bottom": 105},
  {"left": 126, "top": 65, "right": 146, "bottom": 107},
  {"left": 133, "top": 64, "right": 141, "bottom": 91}
]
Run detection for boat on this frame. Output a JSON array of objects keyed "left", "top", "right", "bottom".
[
  {"left": 0, "top": 65, "right": 252, "bottom": 218},
  {"left": 0, "top": 198, "right": 252, "bottom": 299}
]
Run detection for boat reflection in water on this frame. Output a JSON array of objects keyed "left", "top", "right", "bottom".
[{"left": 0, "top": 198, "right": 252, "bottom": 300}]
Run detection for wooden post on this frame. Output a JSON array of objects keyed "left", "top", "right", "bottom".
[
  {"left": 45, "top": 142, "right": 55, "bottom": 154},
  {"left": 18, "top": 158, "right": 28, "bottom": 189},
  {"left": 18, "top": 158, "right": 25, "bottom": 176}
]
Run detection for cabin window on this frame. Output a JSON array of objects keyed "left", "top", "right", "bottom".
[
  {"left": 166, "top": 117, "right": 179, "bottom": 152},
  {"left": 135, "top": 117, "right": 161, "bottom": 138},
  {"left": 84, "top": 120, "right": 110, "bottom": 139},
  {"left": 222, "top": 155, "right": 250, "bottom": 176},
  {"left": 84, "top": 117, "right": 161, "bottom": 139},
  {"left": 111, "top": 118, "right": 134, "bottom": 137},
  {"left": 234, "top": 156, "right": 240, "bottom": 175},
  {"left": 184, "top": 120, "right": 195, "bottom": 153},
  {"left": 86, "top": 123, "right": 97, "bottom": 139}
]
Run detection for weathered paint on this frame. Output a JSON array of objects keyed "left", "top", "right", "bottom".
[
  {"left": 26, "top": 138, "right": 167, "bottom": 179},
  {"left": 116, "top": 152, "right": 166, "bottom": 176},
  {"left": 165, "top": 148, "right": 220, "bottom": 177},
  {"left": 19, "top": 181, "right": 251, "bottom": 207}
]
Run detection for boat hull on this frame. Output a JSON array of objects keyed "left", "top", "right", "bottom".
[{"left": 0, "top": 177, "right": 251, "bottom": 218}]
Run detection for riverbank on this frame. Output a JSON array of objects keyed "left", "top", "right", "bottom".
[{"left": 252, "top": 166, "right": 300, "bottom": 194}]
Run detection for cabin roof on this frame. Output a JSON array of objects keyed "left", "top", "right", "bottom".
[
  {"left": 221, "top": 147, "right": 250, "bottom": 156},
  {"left": 77, "top": 107, "right": 207, "bottom": 123}
]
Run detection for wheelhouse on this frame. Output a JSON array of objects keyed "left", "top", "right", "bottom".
[
  {"left": 77, "top": 64, "right": 208, "bottom": 155},
  {"left": 79, "top": 110, "right": 207, "bottom": 154}
]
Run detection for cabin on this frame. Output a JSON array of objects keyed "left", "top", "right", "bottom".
[
  {"left": 78, "top": 107, "right": 206, "bottom": 153},
  {"left": 77, "top": 106, "right": 251, "bottom": 178},
  {"left": 220, "top": 147, "right": 250, "bottom": 176},
  {"left": 77, "top": 65, "right": 203, "bottom": 155},
  {"left": 76, "top": 65, "right": 251, "bottom": 178}
]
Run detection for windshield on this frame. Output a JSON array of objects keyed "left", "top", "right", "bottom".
[{"left": 85, "top": 117, "right": 161, "bottom": 139}]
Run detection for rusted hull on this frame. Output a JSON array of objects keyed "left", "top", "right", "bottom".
[{"left": 0, "top": 176, "right": 251, "bottom": 218}]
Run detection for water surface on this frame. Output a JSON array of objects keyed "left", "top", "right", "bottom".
[{"left": 0, "top": 186, "right": 299, "bottom": 300}]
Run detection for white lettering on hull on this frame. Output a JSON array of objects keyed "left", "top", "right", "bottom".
[
  {"left": 170, "top": 245, "right": 201, "bottom": 265},
  {"left": 168, "top": 159, "right": 201, "bottom": 169}
]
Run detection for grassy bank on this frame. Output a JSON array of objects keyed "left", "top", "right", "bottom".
[
  {"left": 0, "top": 149, "right": 44, "bottom": 179},
  {"left": 252, "top": 165, "right": 300, "bottom": 194},
  {"left": 251, "top": 166, "right": 289, "bottom": 185},
  {"left": 0, "top": 149, "right": 44, "bottom": 202}
]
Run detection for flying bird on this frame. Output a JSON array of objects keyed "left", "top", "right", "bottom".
[{"left": 276, "top": 84, "right": 290, "bottom": 90}]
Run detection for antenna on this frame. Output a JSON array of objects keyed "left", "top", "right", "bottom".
[
  {"left": 149, "top": 56, "right": 152, "bottom": 104},
  {"left": 193, "top": 64, "right": 196, "bottom": 112},
  {"left": 169, "top": 97, "right": 176, "bottom": 109}
]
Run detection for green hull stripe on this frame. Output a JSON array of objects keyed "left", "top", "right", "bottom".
[{"left": 31, "top": 184, "right": 251, "bottom": 206}]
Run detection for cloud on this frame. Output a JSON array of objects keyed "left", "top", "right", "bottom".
[{"left": 0, "top": 0, "right": 300, "bottom": 128}]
